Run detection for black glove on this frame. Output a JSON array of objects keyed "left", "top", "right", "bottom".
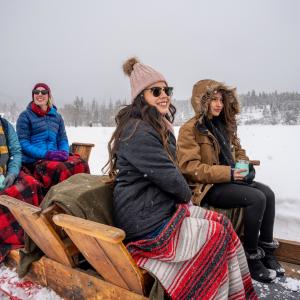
[
  {"left": 244, "top": 163, "right": 255, "bottom": 183},
  {"left": 3, "top": 173, "right": 17, "bottom": 188}
]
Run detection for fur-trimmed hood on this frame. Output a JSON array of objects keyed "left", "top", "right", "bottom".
[{"left": 191, "top": 79, "right": 240, "bottom": 123}]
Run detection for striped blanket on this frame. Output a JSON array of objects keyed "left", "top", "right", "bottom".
[{"left": 127, "top": 205, "right": 257, "bottom": 300}]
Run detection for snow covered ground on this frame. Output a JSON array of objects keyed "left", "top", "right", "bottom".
[
  {"left": 0, "top": 265, "right": 62, "bottom": 299},
  {"left": 67, "top": 125, "right": 300, "bottom": 242}
]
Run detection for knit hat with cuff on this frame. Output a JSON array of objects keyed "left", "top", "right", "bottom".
[{"left": 123, "top": 57, "right": 167, "bottom": 101}]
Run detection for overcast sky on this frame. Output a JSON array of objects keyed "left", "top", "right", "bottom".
[{"left": 1, "top": 0, "right": 299, "bottom": 106}]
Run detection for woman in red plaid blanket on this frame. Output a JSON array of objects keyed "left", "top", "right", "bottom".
[
  {"left": 0, "top": 117, "right": 44, "bottom": 262},
  {"left": 16, "top": 83, "right": 90, "bottom": 196},
  {"left": 104, "top": 57, "right": 257, "bottom": 299}
]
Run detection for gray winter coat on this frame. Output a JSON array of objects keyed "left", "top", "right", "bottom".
[{"left": 113, "top": 119, "right": 191, "bottom": 241}]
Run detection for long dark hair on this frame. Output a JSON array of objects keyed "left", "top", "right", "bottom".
[
  {"left": 217, "top": 89, "right": 239, "bottom": 147},
  {"left": 205, "top": 89, "right": 239, "bottom": 146},
  {"left": 102, "top": 93, "right": 176, "bottom": 178}
]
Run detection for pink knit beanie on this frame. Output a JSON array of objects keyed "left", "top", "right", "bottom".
[{"left": 123, "top": 57, "right": 167, "bottom": 101}]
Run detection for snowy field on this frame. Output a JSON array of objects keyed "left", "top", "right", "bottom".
[{"left": 67, "top": 125, "right": 300, "bottom": 242}]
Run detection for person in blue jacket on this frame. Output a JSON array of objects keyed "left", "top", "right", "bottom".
[
  {"left": 0, "top": 116, "right": 44, "bottom": 262},
  {"left": 17, "top": 83, "right": 69, "bottom": 165},
  {"left": 16, "top": 83, "right": 90, "bottom": 194}
]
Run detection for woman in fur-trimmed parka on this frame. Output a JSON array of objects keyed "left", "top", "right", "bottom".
[{"left": 177, "top": 79, "right": 284, "bottom": 283}]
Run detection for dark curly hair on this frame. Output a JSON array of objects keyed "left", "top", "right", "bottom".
[{"left": 102, "top": 93, "right": 176, "bottom": 178}]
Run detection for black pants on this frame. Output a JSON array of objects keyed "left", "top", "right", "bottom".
[{"left": 204, "top": 181, "right": 275, "bottom": 251}]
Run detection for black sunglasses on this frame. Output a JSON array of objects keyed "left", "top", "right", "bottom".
[
  {"left": 32, "top": 89, "right": 49, "bottom": 95},
  {"left": 144, "top": 86, "right": 173, "bottom": 97}
]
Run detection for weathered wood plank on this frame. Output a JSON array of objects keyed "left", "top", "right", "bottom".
[
  {"left": 98, "top": 239, "right": 145, "bottom": 293},
  {"left": 63, "top": 229, "right": 131, "bottom": 290},
  {"left": 0, "top": 196, "right": 74, "bottom": 266},
  {"left": 71, "top": 142, "right": 95, "bottom": 162},
  {"left": 44, "top": 258, "right": 147, "bottom": 300},
  {"left": 6, "top": 250, "right": 147, "bottom": 300},
  {"left": 53, "top": 214, "right": 145, "bottom": 295},
  {"left": 274, "top": 238, "right": 300, "bottom": 265},
  {"left": 53, "top": 214, "right": 125, "bottom": 243},
  {"left": 0, "top": 195, "right": 40, "bottom": 216}
]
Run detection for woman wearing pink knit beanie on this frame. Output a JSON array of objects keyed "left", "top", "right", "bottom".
[{"left": 104, "top": 57, "right": 257, "bottom": 299}]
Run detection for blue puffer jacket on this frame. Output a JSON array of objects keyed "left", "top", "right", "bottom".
[{"left": 16, "top": 103, "right": 69, "bottom": 164}]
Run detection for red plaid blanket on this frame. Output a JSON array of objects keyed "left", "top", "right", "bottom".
[
  {"left": 0, "top": 155, "right": 90, "bottom": 262},
  {"left": 127, "top": 205, "right": 258, "bottom": 300},
  {"left": 32, "top": 154, "right": 90, "bottom": 194},
  {"left": 0, "top": 171, "right": 44, "bottom": 262}
]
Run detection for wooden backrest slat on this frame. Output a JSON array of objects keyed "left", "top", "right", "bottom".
[
  {"left": 53, "top": 214, "right": 125, "bottom": 243},
  {"left": 53, "top": 213, "right": 145, "bottom": 295},
  {"left": 63, "top": 228, "right": 131, "bottom": 290},
  {"left": 98, "top": 238, "right": 145, "bottom": 293},
  {"left": 71, "top": 142, "right": 95, "bottom": 162},
  {"left": 0, "top": 196, "right": 74, "bottom": 267},
  {"left": 0, "top": 195, "right": 40, "bottom": 216}
]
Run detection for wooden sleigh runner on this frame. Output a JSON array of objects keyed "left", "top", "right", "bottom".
[{"left": 1, "top": 147, "right": 300, "bottom": 299}]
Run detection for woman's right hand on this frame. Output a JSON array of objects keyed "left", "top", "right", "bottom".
[{"left": 233, "top": 168, "right": 247, "bottom": 181}]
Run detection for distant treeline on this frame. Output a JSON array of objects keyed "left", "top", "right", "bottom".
[
  {"left": 1, "top": 91, "right": 300, "bottom": 126},
  {"left": 239, "top": 90, "right": 300, "bottom": 125}
]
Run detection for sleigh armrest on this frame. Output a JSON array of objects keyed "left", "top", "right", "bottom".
[
  {"left": 53, "top": 214, "right": 148, "bottom": 295},
  {"left": 53, "top": 214, "right": 125, "bottom": 243}
]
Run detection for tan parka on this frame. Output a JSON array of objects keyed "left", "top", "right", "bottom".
[{"left": 177, "top": 79, "right": 249, "bottom": 205}]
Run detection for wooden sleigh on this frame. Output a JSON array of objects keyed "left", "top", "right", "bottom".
[
  {"left": 0, "top": 142, "right": 151, "bottom": 299},
  {"left": 0, "top": 195, "right": 151, "bottom": 300},
  {"left": 1, "top": 147, "right": 300, "bottom": 299}
]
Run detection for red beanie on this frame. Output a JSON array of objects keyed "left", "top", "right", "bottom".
[{"left": 32, "top": 83, "right": 52, "bottom": 100}]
